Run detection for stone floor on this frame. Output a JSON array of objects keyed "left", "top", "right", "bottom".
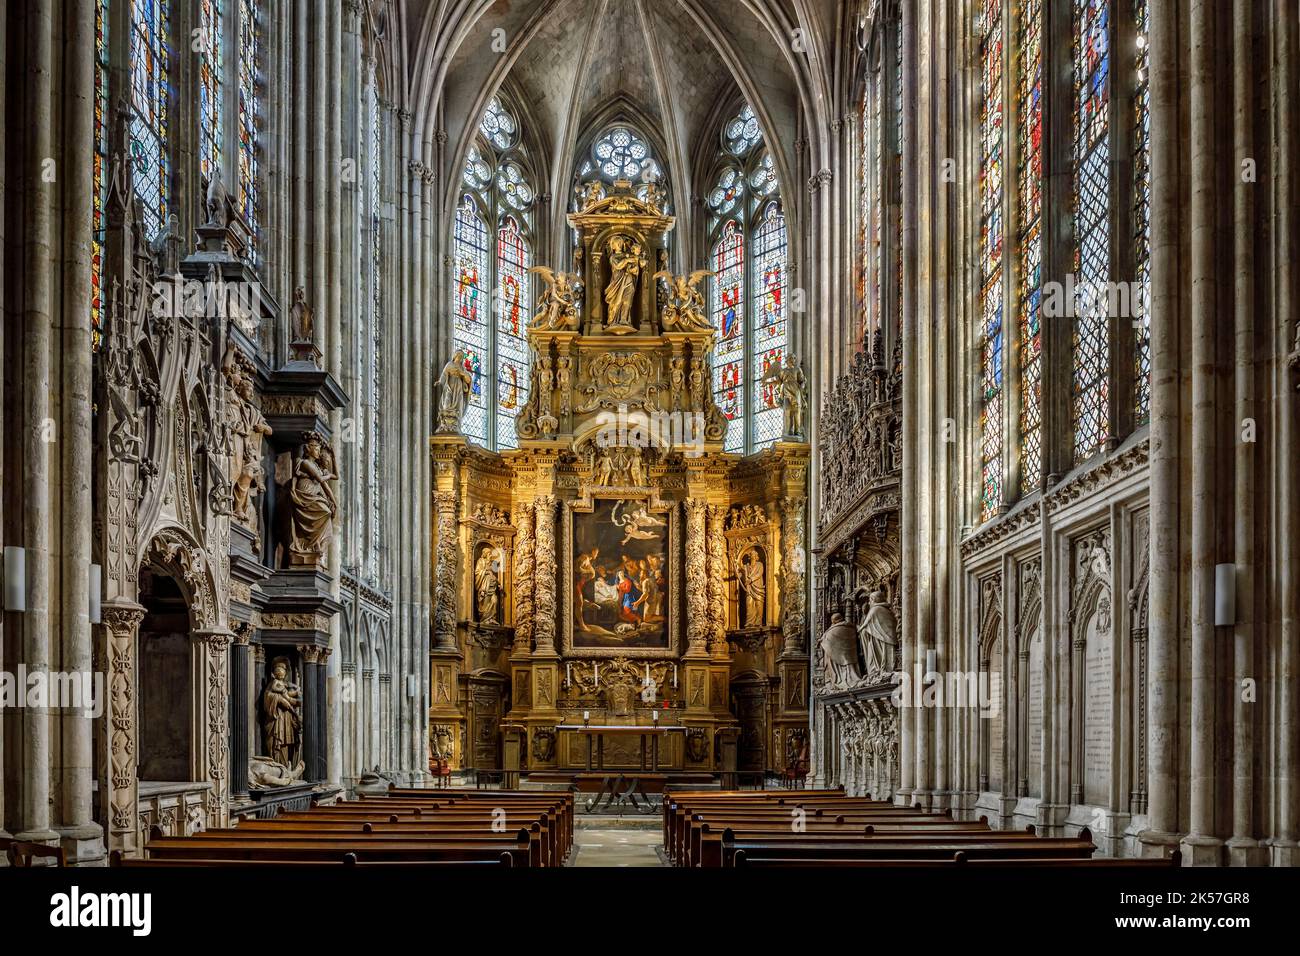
[{"left": 569, "top": 819, "right": 667, "bottom": 867}]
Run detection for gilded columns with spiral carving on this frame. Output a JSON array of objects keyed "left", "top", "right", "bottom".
[{"left": 433, "top": 491, "right": 460, "bottom": 652}]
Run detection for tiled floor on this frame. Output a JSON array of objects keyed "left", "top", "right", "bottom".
[{"left": 571, "top": 827, "right": 666, "bottom": 867}]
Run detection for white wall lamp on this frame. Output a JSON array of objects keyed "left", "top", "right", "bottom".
[
  {"left": 924, "top": 648, "right": 938, "bottom": 685},
  {"left": 1214, "top": 563, "right": 1236, "bottom": 627},
  {"left": 3, "top": 546, "right": 27, "bottom": 612},
  {"left": 405, "top": 674, "right": 418, "bottom": 699},
  {"left": 88, "top": 563, "right": 102, "bottom": 625}
]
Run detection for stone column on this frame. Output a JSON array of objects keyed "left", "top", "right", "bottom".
[
  {"left": 896, "top": 0, "right": 917, "bottom": 807},
  {"left": 1141, "top": 0, "right": 1181, "bottom": 858},
  {"left": 101, "top": 603, "right": 145, "bottom": 855},
  {"left": 1227, "top": 0, "right": 1265, "bottom": 868},
  {"left": 432, "top": 490, "right": 460, "bottom": 653},
  {"left": 14, "top": 0, "right": 55, "bottom": 848},
  {"left": 1274, "top": 0, "right": 1300, "bottom": 867},
  {"left": 196, "top": 630, "right": 232, "bottom": 828},
  {"left": 317, "top": 647, "right": 331, "bottom": 787},
  {"left": 1182, "top": 0, "right": 1224, "bottom": 867},
  {"left": 532, "top": 494, "right": 558, "bottom": 653},
  {"left": 53, "top": 0, "right": 102, "bottom": 864},
  {"left": 511, "top": 502, "right": 535, "bottom": 655},
  {"left": 229, "top": 627, "right": 252, "bottom": 801},
  {"left": 298, "top": 645, "right": 323, "bottom": 782},
  {"left": 684, "top": 499, "right": 710, "bottom": 655}
]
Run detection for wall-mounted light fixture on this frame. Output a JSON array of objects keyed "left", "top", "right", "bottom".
[
  {"left": 1215, "top": 563, "right": 1236, "bottom": 627},
  {"left": 88, "top": 563, "right": 102, "bottom": 625},
  {"left": 405, "top": 674, "right": 418, "bottom": 699},
  {"left": 924, "top": 648, "right": 938, "bottom": 684},
  {"left": 3, "top": 546, "right": 26, "bottom": 612}
]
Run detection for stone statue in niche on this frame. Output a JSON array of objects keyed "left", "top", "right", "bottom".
[
  {"left": 437, "top": 349, "right": 474, "bottom": 433},
  {"left": 656, "top": 269, "right": 714, "bottom": 332},
  {"left": 738, "top": 548, "right": 766, "bottom": 628},
  {"left": 204, "top": 169, "right": 230, "bottom": 227},
  {"left": 603, "top": 235, "right": 645, "bottom": 334},
  {"left": 474, "top": 544, "right": 504, "bottom": 625},
  {"left": 261, "top": 657, "right": 302, "bottom": 769},
  {"left": 761, "top": 354, "right": 808, "bottom": 439},
  {"left": 818, "top": 612, "right": 861, "bottom": 689},
  {"left": 222, "top": 343, "right": 273, "bottom": 544},
  {"left": 289, "top": 286, "right": 313, "bottom": 345},
  {"left": 859, "top": 588, "right": 898, "bottom": 680},
  {"left": 529, "top": 266, "right": 583, "bottom": 331},
  {"left": 248, "top": 755, "right": 306, "bottom": 789},
  {"left": 286, "top": 431, "right": 338, "bottom": 568}
]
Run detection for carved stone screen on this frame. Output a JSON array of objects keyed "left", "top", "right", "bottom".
[
  {"left": 1027, "top": 627, "right": 1043, "bottom": 797},
  {"left": 571, "top": 498, "right": 671, "bottom": 651},
  {"left": 987, "top": 633, "right": 1003, "bottom": 792},
  {"left": 1083, "top": 609, "right": 1113, "bottom": 806}
]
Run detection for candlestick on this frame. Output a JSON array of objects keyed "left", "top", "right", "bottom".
[
  {"left": 672, "top": 663, "right": 677, "bottom": 688},
  {"left": 566, "top": 661, "right": 572, "bottom": 686},
  {"left": 653, "top": 710, "right": 659, "bottom": 722},
  {"left": 594, "top": 662, "right": 600, "bottom": 687}
]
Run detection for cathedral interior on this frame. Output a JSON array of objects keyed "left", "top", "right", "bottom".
[{"left": 1, "top": 0, "right": 1299, "bottom": 904}]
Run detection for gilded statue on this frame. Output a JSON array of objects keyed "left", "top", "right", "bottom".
[
  {"left": 859, "top": 588, "right": 898, "bottom": 679},
  {"left": 603, "top": 235, "right": 645, "bottom": 334},
  {"left": 738, "top": 549, "right": 766, "bottom": 628},
  {"left": 437, "top": 349, "right": 474, "bottom": 433},
  {"left": 529, "top": 266, "right": 583, "bottom": 331},
  {"left": 761, "top": 354, "right": 808, "bottom": 439},
  {"left": 287, "top": 431, "right": 338, "bottom": 568},
  {"left": 474, "top": 544, "right": 504, "bottom": 625},
  {"left": 261, "top": 657, "right": 302, "bottom": 769},
  {"left": 656, "top": 269, "right": 714, "bottom": 332}
]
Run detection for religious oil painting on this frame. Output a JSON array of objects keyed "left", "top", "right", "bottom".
[{"left": 566, "top": 497, "right": 675, "bottom": 656}]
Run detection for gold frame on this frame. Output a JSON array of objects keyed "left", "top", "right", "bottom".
[{"left": 562, "top": 489, "right": 680, "bottom": 659}]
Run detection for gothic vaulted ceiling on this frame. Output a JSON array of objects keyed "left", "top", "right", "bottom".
[{"left": 398, "top": 0, "right": 838, "bottom": 229}]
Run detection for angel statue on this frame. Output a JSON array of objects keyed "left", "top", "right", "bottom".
[
  {"left": 655, "top": 269, "right": 714, "bottom": 332},
  {"left": 529, "top": 266, "right": 582, "bottom": 331},
  {"left": 760, "top": 353, "right": 808, "bottom": 440}
]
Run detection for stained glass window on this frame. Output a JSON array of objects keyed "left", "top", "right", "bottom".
[
  {"left": 724, "top": 105, "right": 762, "bottom": 155},
  {"left": 198, "top": 0, "right": 223, "bottom": 187},
  {"left": 453, "top": 195, "right": 490, "bottom": 446},
  {"left": 710, "top": 220, "right": 745, "bottom": 453},
  {"left": 238, "top": 0, "right": 259, "bottom": 252},
  {"left": 1073, "top": 0, "right": 1111, "bottom": 461},
  {"left": 1018, "top": 0, "right": 1044, "bottom": 492},
  {"left": 978, "top": 0, "right": 1005, "bottom": 520},
  {"left": 129, "top": 0, "right": 170, "bottom": 242},
  {"left": 707, "top": 102, "right": 787, "bottom": 455},
  {"left": 1133, "top": 0, "right": 1151, "bottom": 423},
  {"left": 92, "top": 0, "right": 111, "bottom": 351},
  {"left": 495, "top": 217, "right": 531, "bottom": 449},
  {"left": 752, "top": 203, "right": 788, "bottom": 447},
  {"left": 591, "top": 126, "right": 661, "bottom": 183},
  {"left": 451, "top": 94, "right": 535, "bottom": 450}
]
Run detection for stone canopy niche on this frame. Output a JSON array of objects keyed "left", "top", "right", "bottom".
[{"left": 431, "top": 180, "right": 810, "bottom": 779}]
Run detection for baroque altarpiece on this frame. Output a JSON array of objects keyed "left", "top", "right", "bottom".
[{"left": 430, "top": 182, "right": 810, "bottom": 776}]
